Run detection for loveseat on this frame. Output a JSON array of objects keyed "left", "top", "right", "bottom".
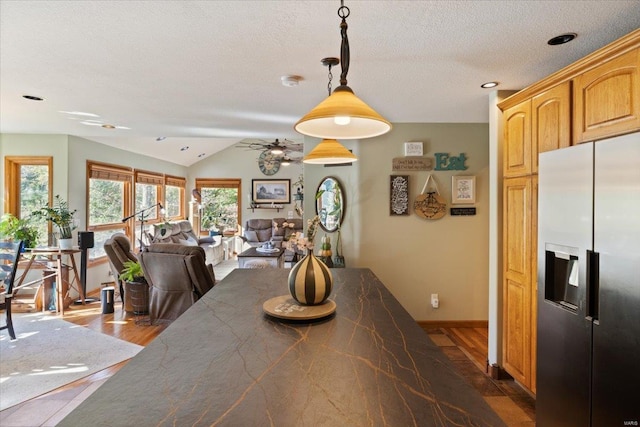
[
  {"left": 148, "top": 220, "right": 224, "bottom": 266},
  {"left": 241, "top": 218, "right": 303, "bottom": 262}
]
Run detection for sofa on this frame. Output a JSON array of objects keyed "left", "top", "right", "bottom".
[
  {"left": 148, "top": 220, "right": 224, "bottom": 266},
  {"left": 241, "top": 218, "right": 303, "bottom": 262}
]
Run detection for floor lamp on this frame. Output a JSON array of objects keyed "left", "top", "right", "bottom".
[{"left": 121, "top": 203, "right": 164, "bottom": 250}]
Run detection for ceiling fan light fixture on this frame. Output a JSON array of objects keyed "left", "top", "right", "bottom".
[
  {"left": 294, "top": 1, "right": 391, "bottom": 140},
  {"left": 303, "top": 139, "right": 358, "bottom": 164},
  {"left": 270, "top": 148, "right": 284, "bottom": 155}
]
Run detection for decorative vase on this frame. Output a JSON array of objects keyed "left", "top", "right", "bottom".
[
  {"left": 58, "top": 238, "right": 74, "bottom": 250},
  {"left": 288, "top": 248, "right": 333, "bottom": 306}
]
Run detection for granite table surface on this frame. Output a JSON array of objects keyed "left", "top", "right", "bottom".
[{"left": 60, "top": 268, "right": 505, "bottom": 427}]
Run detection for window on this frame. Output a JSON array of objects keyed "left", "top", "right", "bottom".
[
  {"left": 87, "top": 162, "right": 132, "bottom": 260},
  {"left": 165, "top": 175, "right": 186, "bottom": 219},
  {"left": 134, "top": 171, "right": 163, "bottom": 251},
  {"left": 195, "top": 179, "right": 241, "bottom": 236},
  {"left": 87, "top": 162, "right": 186, "bottom": 260},
  {"left": 4, "top": 156, "right": 52, "bottom": 246}
]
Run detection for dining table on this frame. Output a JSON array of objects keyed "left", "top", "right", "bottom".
[{"left": 59, "top": 267, "right": 505, "bottom": 426}]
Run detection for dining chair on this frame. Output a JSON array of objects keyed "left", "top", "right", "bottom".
[{"left": 1, "top": 240, "right": 25, "bottom": 340}]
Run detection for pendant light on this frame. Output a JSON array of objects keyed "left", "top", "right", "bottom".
[
  {"left": 295, "top": 1, "right": 391, "bottom": 140},
  {"left": 303, "top": 139, "right": 357, "bottom": 164},
  {"left": 303, "top": 58, "right": 359, "bottom": 164}
]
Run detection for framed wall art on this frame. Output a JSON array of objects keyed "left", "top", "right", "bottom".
[
  {"left": 252, "top": 179, "right": 291, "bottom": 204},
  {"left": 451, "top": 175, "right": 476, "bottom": 204},
  {"left": 390, "top": 175, "right": 409, "bottom": 215}
]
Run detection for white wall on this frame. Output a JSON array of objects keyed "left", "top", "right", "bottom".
[
  {"left": 1, "top": 134, "right": 188, "bottom": 295},
  {"left": 187, "top": 144, "right": 304, "bottom": 226},
  {"left": 305, "top": 123, "right": 490, "bottom": 321},
  {"left": 2, "top": 126, "right": 491, "bottom": 322}
]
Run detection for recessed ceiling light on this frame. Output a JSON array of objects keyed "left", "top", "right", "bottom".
[
  {"left": 548, "top": 33, "right": 577, "bottom": 45},
  {"left": 156, "top": 136, "right": 167, "bottom": 142},
  {"left": 23, "top": 95, "right": 44, "bottom": 101},
  {"left": 481, "top": 81, "right": 499, "bottom": 89},
  {"left": 59, "top": 111, "right": 99, "bottom": 117},
  {"left": 180, "top": 146, "right": 189, "bottom": 151},
  {"left": 101, "top": 124, "right": 116, "bottom": 129},
  {"left": 281, "top": 75, "right": 303, "bottom": 87}
]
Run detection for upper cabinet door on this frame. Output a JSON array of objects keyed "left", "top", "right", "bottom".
[
  {"left": 574, "top": 48, "right": 640, "bottom": 143},
  {"left": 531, "top": 82, "right": 571, "bottom": 174},
  {"left": 504, "top": 100, "right": 532, "bottom": 177}
]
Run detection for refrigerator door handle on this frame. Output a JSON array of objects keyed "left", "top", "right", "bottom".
[{"left": 586, "top": 249, "right": 600, "bottom": 321}]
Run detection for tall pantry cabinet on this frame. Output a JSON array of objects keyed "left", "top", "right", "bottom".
[{"left": 498, "top": 29, "right": 639, "bottom": 394}]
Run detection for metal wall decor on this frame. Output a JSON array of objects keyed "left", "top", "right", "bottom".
[{"left": 390, "top": 175, "right": 409, "bottom": 215}]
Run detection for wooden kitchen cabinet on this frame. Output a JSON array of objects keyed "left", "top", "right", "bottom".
[
  {"left": 574, "top": 47, "right": 640, "bottom": 143},
  {"left": 531, "top": 82, "right": 571, "bottom": 173},
  {"left": 503, "top": 100, "right": 531, "bottom": 177},
  {"left": 498, "top": 29, "right": 640, "bottom": 394},
  {"left": 502, "top": 176, "right": 534, "bottom": 388}
]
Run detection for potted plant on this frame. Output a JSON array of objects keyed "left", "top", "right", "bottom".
[
  {"left": 119, "top": 260, "right": 149, "bottom": 315},
  {"left": 32, "top": 195, "right": 77, "bottom": 249},
  {"left": 0, "top": 213, "right": 40, "bottom": 249},
  {"left": 119, "top": 260, "right": 145, "bottom": 283}
]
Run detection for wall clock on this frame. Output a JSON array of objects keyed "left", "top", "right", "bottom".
[{"left": 258, "top": 151, "right": 281, "bottom": 176}]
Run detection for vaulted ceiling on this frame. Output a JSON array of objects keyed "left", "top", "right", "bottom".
[{"left": 1, "top": 1, "right": 638, "bottom": 165}]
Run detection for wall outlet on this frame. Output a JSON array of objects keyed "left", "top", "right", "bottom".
[{"left": 431, "top": 293, "right": 439, "bottom": 309}]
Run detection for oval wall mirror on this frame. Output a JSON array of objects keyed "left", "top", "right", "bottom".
[{"left": 316, "top": 176, "right": 344, "bottom": 232}]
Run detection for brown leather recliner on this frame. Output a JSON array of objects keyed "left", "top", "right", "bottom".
[
  {"left": 103, "top": 233, "right": 138, "bottom": 311},
  {"left": 138, "top": 243, "right": 215, "bottom": 323}
]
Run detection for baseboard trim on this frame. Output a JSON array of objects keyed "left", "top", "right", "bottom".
[
  {"left": 488, "top": 364, "right": 513, "bottom": 380},
  {"left": 417, "top": 320, "right": 489, "bottom": 329}
]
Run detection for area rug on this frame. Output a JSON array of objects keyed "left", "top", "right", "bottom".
[{"left": 0, "top": 312, "right": 143, "bottom": 411}]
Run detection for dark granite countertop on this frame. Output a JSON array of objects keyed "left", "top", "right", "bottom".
[{"left": 60, "top": 268, "right": 505, "bottom": 426}]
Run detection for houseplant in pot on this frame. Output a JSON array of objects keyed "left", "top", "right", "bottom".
[
  {"left": 33, "top": 195, "right": 77, "bottom": 249},
  {"left": 119, "top": 260, "right": 149, "bottom": 314},
  {"left": 0, "top": 213, "right": 40, "bottom": 249}
]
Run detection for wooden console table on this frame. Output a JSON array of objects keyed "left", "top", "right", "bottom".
[
  {"left": 14, "top": 248, "right": 84, "bottom": 315},
  {"left": 59, "top": 268, "right": 504, "bottom": 426}
]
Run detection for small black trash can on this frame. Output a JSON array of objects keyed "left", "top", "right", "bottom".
[{"left": 101, "top": 286, "right": 115, "bottom": 314}]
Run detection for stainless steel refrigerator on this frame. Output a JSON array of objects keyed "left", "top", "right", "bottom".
[{"left": 537, "top": 133, "right": 640, "bottom": 427}]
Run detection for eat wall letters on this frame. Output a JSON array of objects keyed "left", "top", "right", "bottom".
[{"left": 434, "top": 153, "right": 468, "bottom": 171}]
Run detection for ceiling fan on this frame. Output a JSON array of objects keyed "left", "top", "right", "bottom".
[
  {"left": 236, "top": 138, "right": 303, "bottom": 155},
  {"left": 237, "top": 139, "right": 304, "bottom": 175}
]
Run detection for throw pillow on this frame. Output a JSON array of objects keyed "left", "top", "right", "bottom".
[
  {"left": 178, "top": 236, "right": 198, "bottom": 246},
  {"left": 244, "top": 230, "right": 258, "bottom": 242}
]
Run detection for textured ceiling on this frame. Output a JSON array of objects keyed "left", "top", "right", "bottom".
[{"left": 1, "top": 1, "right": 639, "bottom": 166}]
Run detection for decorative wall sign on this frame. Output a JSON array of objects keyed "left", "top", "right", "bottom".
[
  {"left": 434, "top": 153, "right": 468, "bottom": 170},
  {"left": 451, "top": 175, "right": 476, "bottom": 204},
  {"left": 451, "top": 207, "right": 477, "bottom": 216},
  {"left": 404, "top": 142, "right": 423, "bottom": 156},
  {"left": 390, "top": 175, "right": 409, "bottom": 215},
  {"left": 392, "top": 157, "right": 433, "bottom": 171},
  {"left": 414, "top": 174, "right": 446, "bottom": 220}
]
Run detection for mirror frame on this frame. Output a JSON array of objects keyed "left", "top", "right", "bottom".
[{"left": 316, "top": 176, "right": 345, "bottom": 233}]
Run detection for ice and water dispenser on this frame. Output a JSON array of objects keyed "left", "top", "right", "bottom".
[{"left": 544, "top": 244, "right": 580, "bottom": 310}]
